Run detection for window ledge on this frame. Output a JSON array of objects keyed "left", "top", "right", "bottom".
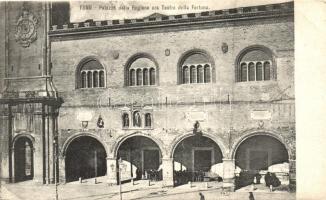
[
  {"left": 126, "top": 85, "right": 158, "bottom": 88},
  {"left": 235, "top": 80, "right": 277, "bottom": 85},
  {"left": 179, "top": 82, "right": 213, "bottom": 85},
  {"left": 76, "top": 87, "right": 107, "bottom": 90},
  {"left": 122, "top": 127, "right": 154, "bottom": 130}
]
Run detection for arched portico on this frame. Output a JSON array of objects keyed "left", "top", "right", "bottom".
[
  {"left": 108, "top": 132, "right": 165, "bottom": 185},
  {"left": 169, "top": 132, "right": 227, "bottom": 159},
  {"left": 111, "top": 132, "right": 166, "bottom": 158},
  {"left": 230, "top": 130, "right": 291, "bottom": 160},
  {"left": 61, "top": 132, "right": 109, "bottom": 157},
  {"left": 61, "top": 133, "right": 108, "bottom": 183},
  {"left": 169, "top": 132, "right": 226, "bottom": 186},
  {"left": 230, "top": 130, "right": 293, "bottom": 190}
]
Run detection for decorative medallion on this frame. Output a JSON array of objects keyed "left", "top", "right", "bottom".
[
  {"left": 165, "top": 49, "right": 170, "bottom": 56},
  {"left": 97, "top": 115, "right": 104, "bottom": 128},
  {"left": 258, "top": 120, "right": 264, "bottom": 129},
  {"left": 15, "top": 10, "right": 38, "bottom": 48},
  {"left": 81, "top": 121, "right": 88, "bottom": 129},
  {"left": 112, "top": 51, "right": 119, "bottom": 59},
  {"left": 221, "top": 42, "right": 228, "bottom": 53}
]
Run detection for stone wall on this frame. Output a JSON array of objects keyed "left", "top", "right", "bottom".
[
  {"left": 0, "top": 2, "right": 5, "bottom": 93},
  {"left": 0, "top": 1, "right": 295, "bottom": 185},
  {"left": 51, "top": 14, "right": 295, "bottom": 161},
  {"left": 5, "top": 2, "right": 45, "bottom": 78}
]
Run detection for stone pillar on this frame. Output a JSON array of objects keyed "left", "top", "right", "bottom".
[
  {"left": 33, "top": 135, "right": 44, "bottom": 183},
  {"left": 107, "top": 157, "right": 117, "bottom": 185},
  {"left": 0, "top": 115, "right": 10, "bottom": 183},
  {"left": 289, "top": 159, "right": 296, "bottom": 191},
  {"left": 58, "top": 155, "right": 65, "bottom": 183},
  {"left": 162, "top": 157, "right": 174, "bottom": 187},
  {"left": 0, "top": 151, "right": 10, "bottom": 183},
  {"left": 222, "top": 159, "right": 235, "bottom": 191}
]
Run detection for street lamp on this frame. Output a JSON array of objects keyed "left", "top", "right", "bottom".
[{"left": 118, "top": 158, "right": 127, "bottom": 200}]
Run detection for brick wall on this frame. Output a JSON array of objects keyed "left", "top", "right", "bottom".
[{"left": 51, "top": 14, "right": 295, "bottom": 159}]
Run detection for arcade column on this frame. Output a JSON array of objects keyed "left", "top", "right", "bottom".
[
  {"left": 106, "top": 157, "right": 117, "bottom": 185},
  {"left": 289, "top": 159, "right": 296, "bottom": 191},
  {"left": 162, "top": 157, "right": 174, "bottom": 187},
  {"left": 222, "top": 159, "right": 235, "bottom": 191}
]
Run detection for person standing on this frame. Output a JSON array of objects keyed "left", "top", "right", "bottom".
[
  {"left": 199, "top": 192, "right": 205, "bottom": 200},
  {"left": 249, "top": 192, "right": 255, "bottom": 200}
]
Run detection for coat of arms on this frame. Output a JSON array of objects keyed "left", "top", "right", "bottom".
[
  {"left": 221, "top": 42, "right": 228, "bottom": 53},
  {"left": 15, "top": 10, "right": 38, "bottom": 48}
]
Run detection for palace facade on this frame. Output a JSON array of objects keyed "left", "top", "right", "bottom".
[{"left": 0, "top": 1, "right": 295, "bottom": 191}]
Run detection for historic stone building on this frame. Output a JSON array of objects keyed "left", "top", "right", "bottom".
[{"left": 0, "top": 1, "right": 295, "bottom": 191}]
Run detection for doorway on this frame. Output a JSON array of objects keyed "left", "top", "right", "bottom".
[
  {"left": 194, "top": 149, "right": 212, "bottom": 172},
  {"left": 65, "top": 136, "right": 107, "bottom": 182},
  {"left": 143, "top": 149, "right": 160, "bottom": 172},
  {"left": 14, "top": 137, "right": 34, "bottom": 182}
]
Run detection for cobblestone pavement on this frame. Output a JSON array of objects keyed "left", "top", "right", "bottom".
[{"left": 0, "top": 179, "right": 295, "bottom": 200}]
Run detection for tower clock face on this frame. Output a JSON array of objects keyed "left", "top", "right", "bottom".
[
  {"left": 17, "top": 19, "right": 35, "bottom": 39},
  {"left": 15, "top": 11, "right": 38, "bottom": 48}
]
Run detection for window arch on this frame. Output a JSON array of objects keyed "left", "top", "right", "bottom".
[
  {"left": 133, "top": 111, "right": 141, "bottom": 127},
  {"left": 236, "top": 46, "right": 275, "bottom": 82},
  {"left": 197, "top": 65, "right": 203, "bottom": 83},
  {"left": 76, "top": 57, "right": 106, "bottom": 89},
  {"left": 149, "top": 68, "right": 156, "bottom": 85},
  {"left": 145, "top": 113, "right": 152, "bottom": 128},
  {"left": 122, "top": 113, "right": 129, "bottom": 128},
  {"left": 183, "top": 66, "right": 189, "bottom": 83},
  {"left": 125, "top": 54, "right": 158, "bottom": 87},
  {"left": 143, "top": 68, "right": 149, "bottom": 85},
  {"left": 178, "top": 50, "right": 214, "bottom": 84},
  {"left": 130, "top": 69, "right": 136, "bottom": 86},
  {"left": 136, "top": 69, "right": 142, "bottom": 86}
]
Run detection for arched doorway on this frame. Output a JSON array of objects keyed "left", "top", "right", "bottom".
[
  {"left": 65, "top": 136, "right": 107, "bottom": 182},
  {"left": 173, "top": 135, "right": 223, "bottom": 185},
  {"left": 14, "top": 137, "right": 34, "bottom": 182},
  {"left": 117, "top": 136, "right": 162, "bottom": 183},
  {"left": 234, "top": 134, "right": 289, "bottom": 189}
]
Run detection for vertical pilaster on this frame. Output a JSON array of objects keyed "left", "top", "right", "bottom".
[
  {"left": 222, "top": 159, "right": 235, "bottom": 191},
  {"left": 47, "top": 106, "right": 54, "bottom": 184},
  {"left": 8, "top": 105, "right": 12, "bottom": 183},
  {"left": 106, "top": 157, "right": 117, "bottom": 185},
  {"left": 0, "top": 113, "right": 10, "bottom": 183},
  {"left": 33, "top": 104, "right": 44, "bottom": 183},
  {"left": 44, "top": 105, "right": 50, "bottom": 184},
  {"left": 58, "top": 155, "right": 65, "bottom": 183},
  {"left": 41, "top": 104, "right": 46, "bottom": 184},
  {"left": 162, "top": 157, "right": 174, "bottom": 187},
  {"left": 289, "top": 159, "right": 296, "bottom": 190}
]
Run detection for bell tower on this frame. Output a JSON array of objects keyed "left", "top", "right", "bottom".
[{"left": 0, "top": 1, "right": 62, "bottom": 184}]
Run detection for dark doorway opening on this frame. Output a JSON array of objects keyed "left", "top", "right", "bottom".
[
  {"left": 194, "top": 150, "right": 212, "bottom": 172},
  {"left": 14, "top": 137, "right": 34, "bottom": 182},
  {"left": 65, "top": 136, "right": 107, "bottom": 182},
  {"left": 234, "top": 135, "right": 289, "bottom": 190},
  {"left": 173, "top": 136, "right": 223, "bottom": 186},
  {"left": 143, "top": 149, "right": 160, "bottom": 172},
  {"left": 117, "top": 136, "right": 162, "bottom": 183}
]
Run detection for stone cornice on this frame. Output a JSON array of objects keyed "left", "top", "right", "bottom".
[{"left": 49, "top": 2, "right": 293, "bottom": 40}]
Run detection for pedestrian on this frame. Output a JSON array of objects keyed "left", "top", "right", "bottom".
[
  {"left": 199, "top": 192, "right": 205, "bottom": 200},
  {"left": 249, "top": 192, "right": 255, "bottom": 200}
]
